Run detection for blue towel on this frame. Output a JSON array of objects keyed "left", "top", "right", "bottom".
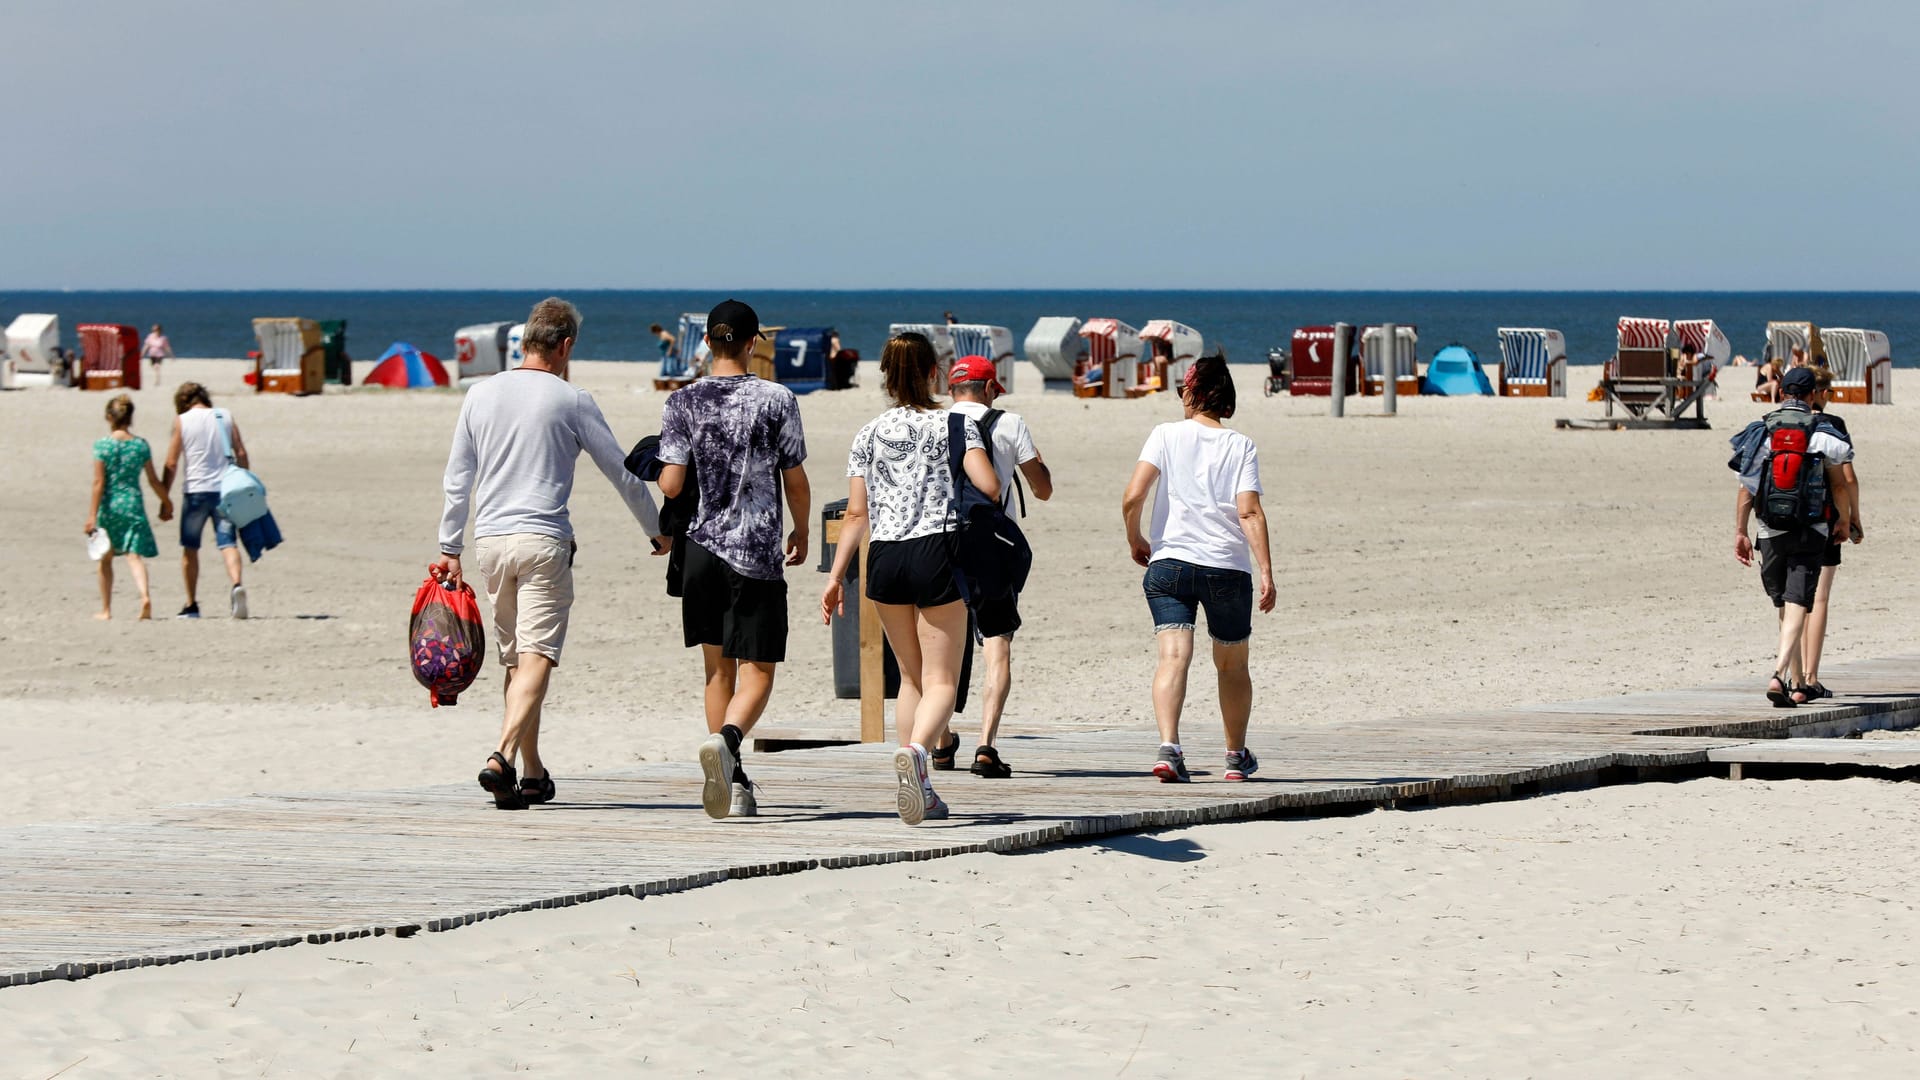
[{"left": 238, "top": 510, "right": 283, "bottom": 563}]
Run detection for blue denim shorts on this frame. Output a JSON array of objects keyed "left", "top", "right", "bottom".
[
  {"left": 1143, "top": 558, "right": 1253, "bottom": 643},
  {"left": 179, "top": 491, "right": 237, "bottom": 550}
]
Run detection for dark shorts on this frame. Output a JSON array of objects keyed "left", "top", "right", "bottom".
[
  {"left": 866, "top": 534, "right": 963, "bottom": 609},
  {"left": 1822, "top": 538, "right": 1843, "bottom": 568},
  {"left": 681, "top": 538, "right": 788, "bottom": 663},
  {"left": 975, "top": 589, "right": 1021, "bottom": 640},
  {"left": 1143, "top": 558, "right": 1253, "bottom": 643},
  {"left": 179, "top": 491, "right": 237, "bottom": 550},
  {"left": 1758, "top": 536, "right": 1822, "bottom": 609}
]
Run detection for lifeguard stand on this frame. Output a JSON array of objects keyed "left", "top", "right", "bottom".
[
  {"left": 1822, "top": 329, "right": 1892, "bottom": 405},
  {"left": 454, "top": 321, "right": 512, "bottom": 382},
  {"left": 1135, "top": 320, "right": 1203, "bottom": 396},
  {"left": 1496, "top": 328, "right": 1567, "bottom": 397},
  {"left": 1023, "top": 317, "right": 1083, "bottom": 386},
  {"left": 1285, "top": 325, "right": 1362, "bottom": 396},
  {"left": 252, "top": 317, "right": 325, "bottom": 395},
  {"left": 78, "top": 324, "right": 140, "bottom": 391},
  {"left": 947, "top": 324, "right": 1016, "bottom": 393},
  {"left": 1570, "top": 316, "right": 1707, "bottom": 427},
  {"left": 1359, "top": 324, "right": 1420, "bottom": 396},
  {"left": 1074, "top": 318, "right": 1142, "bottom": 398}
]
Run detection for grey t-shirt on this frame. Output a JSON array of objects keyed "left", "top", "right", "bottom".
[{"left": 659, "top": 375, "right": 807, "bottom": 580}]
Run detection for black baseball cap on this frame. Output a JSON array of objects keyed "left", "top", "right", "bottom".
[
  {"left": 1781, "top": 366, "right": 1818, "bottom": 396},
  {"left": 707, "top": 299, "right": 759, "bottom": 344}
]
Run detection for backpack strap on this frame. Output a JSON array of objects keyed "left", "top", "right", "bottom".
[
  {"left": 946, "top": 411, "right": 969, "bottom": 532},
  {"left": 213, "top": 408, "right": 237, "bottom": 465},
  {"left": 973, "top": 408, "right": 1028, "bottom": 517}
]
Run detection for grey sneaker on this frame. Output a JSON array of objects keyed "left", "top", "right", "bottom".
[
  {"left": 729, "top": 781, "right": 758, "bottom": 817},
  {"left": 922, "top": 789, "right": 950, "bottom": 820},
  {"left": 1151, "top": 744, "right": 1190, "bottom": 783},
  {"left": 1224, "top": 747, "right": 1259, "bottom": 781},
  {"left": 894, "top": 746, "right": 929, "bottom": 825},
  {"left": 229, "top": 584, "right": 248, "bottom": 620},
  {"left": 698, "top": 734, "right": 736, "bottom": 820}
]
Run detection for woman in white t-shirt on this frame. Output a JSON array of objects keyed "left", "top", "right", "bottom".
[
  {"left": 1121, "top": 354, "right": 1276, "bottom": 784},
  {"left": 822, "top": 332, "right": 1000, "bottom": 825}
]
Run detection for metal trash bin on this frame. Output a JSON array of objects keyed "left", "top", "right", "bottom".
[{"left": 821, "top": 499, "right": 899, "bottom": 700}]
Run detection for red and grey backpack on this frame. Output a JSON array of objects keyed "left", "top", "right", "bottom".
[{"left": 1756, "top": 407, "right": 1830, "bottom": 533}]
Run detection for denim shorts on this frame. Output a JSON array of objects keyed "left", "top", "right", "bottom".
[
  {"left": 1143, "top": 558, "right": 1253, "bottom": 643},
  {"left": 179, "top": 491, "right": 237, "bottom": 550}
]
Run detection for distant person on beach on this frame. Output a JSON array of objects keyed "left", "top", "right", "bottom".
[
  {"left": 1800, "top": 368, "right": 1862, "bottom": 699},
  {"left": 432, "top": 298, "right": 666, "bottom": 810},
  {"left": 1789, "top": 345, "right": 1809, "bottom": 369},
  {"left": 142, "top": 324, "right": 172, "bottom": 379},
  {"left": 944, "top": 311, "right": 959, "bottom": 326},
  {"left": 651, "top": 322, "right": 676, "bottom": 367},
  {"left": 821, "top": 331, "right": 999, "bottom": 824},
  {"left": 1753, "top": 357, "right": 1782, "bottom": 402},
  {"left": 87, "top": 393, "right": 172, "bottom": 620},
  {"left": 161, "top": 382, "right": 250, "bottom": 620},
  {"left": 943, "top": 354, "right": 1052, "bottom": 778},
  {"left": 658, "top": 299, "right": 810, "bottom": 820},
  {"left": 1731, "top": 366, "right": 1855, "bottom": 707},
  {"left": 1121, "top": 353, "right": 1275, "bottom": 782}
]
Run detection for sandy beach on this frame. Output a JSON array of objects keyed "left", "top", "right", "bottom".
[{"left": 5, "top": 360, "right": 1919, "bottom": 1074}]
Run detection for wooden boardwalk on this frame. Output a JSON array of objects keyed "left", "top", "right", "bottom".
[{"left": 5, "top": 654, "right": 1919, "bottom": 989}]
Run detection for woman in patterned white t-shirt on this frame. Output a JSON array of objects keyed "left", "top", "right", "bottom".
[{"left": 822, "top": 332, "right": 1000, "bottom": 825}]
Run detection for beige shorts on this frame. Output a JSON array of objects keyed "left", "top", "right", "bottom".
[{"left": 474, "top": 533, "right": 575, "bottom": 666}]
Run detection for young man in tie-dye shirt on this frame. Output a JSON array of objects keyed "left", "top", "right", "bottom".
[{"left": 658, "top": 299, "right": 810, "bottom": 820}]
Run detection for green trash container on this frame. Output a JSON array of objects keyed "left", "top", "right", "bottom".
[{"left": 321, "top": 319, "right": 350, "bottom": 385}]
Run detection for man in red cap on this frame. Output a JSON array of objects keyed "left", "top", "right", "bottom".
[{"left": 942, "top": 355, "right": 1052, "bottom": 777}]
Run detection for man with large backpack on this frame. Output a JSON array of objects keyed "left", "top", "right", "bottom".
[
  {"left": 1731, "top": 365, "right": 1856, "bottom": 707},
  {"left": 945, "top": 355, "right": 1052, "bottom": 777}
]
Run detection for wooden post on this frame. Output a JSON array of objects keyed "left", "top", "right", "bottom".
[
  {"left": 1331, "top": 322, "right": 1350, "bottom": 418},
  {"left": 1380, "top": 322, "right": 1398, "bottom": 415},
  {"left": 858, "top": 537, "right": 885, "bottom": 743}
]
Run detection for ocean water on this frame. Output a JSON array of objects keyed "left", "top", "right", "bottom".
[{"left": 3, "top": 290, "right": 1915, "bottom": 370}]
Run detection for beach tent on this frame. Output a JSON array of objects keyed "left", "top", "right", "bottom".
[
  {"left": 321, "top": 320, "right": 351, "bottom": 385},
  {"left": 365, "top": 342, "right": 451, "bottom": 388},
  {"left": 6, "top": 313, "right": 59, "bottom": 375},
  {"left": 78, "top": 324, "right": 141, "bottom": 391},
  {"left": 1822, "top": 328, "right": 1892, "bottom": 404},
  {"left": 1764, "top": 321, "right": 1824, "bottom": 367},
  {"left": 1359, "top": 324, "right": 1420, "bottom": 395},
  {"left": 1137, "top": 320, "right": 1204, "bottom": 396},
  {"left": 252, "top": 317, "right": 326, "bottom": 394},
  {"left": 454, "top": 321, "right": 513, "bottom": 381},
  {"left": 1074, "top": 318, "right": 1142, "bottom": 398},
  {"left": 655, "top": 312, "right": 705, "bottom": 389},
  {"left": 771, "top": 327, "right": 833, "bottom": 395},
  {"left": 947, "top": 324, "right": 1016, "bottom": 393},
  {"left": 1421, "top": 344, "right": 1493, "bottom": 396},
  {"left": 1023, "top": 317, "right": 1083, "bottom": 384},
  {"left": 1496, "top": 328, "right": 1567, "bottom": 397},
  {"left": 1286, "top": 325, "right": 1363, "bottom": 396}
]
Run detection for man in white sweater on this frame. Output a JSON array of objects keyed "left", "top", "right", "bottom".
[{"left": 431, "top": 298, "right": 665, "bottom": 810}]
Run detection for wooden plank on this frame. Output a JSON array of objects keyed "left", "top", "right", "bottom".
[
  {"left": 858, "top": 536, "right": 885, "bottom": 743},
  {"left": 1707, "top": 738, "right": 1920, "bottom": 767}
]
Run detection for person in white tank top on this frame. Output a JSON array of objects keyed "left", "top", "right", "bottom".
[{"left": 162, "top": 382, "right": 252, "bottom": 619}]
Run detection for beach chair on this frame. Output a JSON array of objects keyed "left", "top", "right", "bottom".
[
  {"left": 1074, "top": 318, "right": 1142, "bottom": 399},
  {"left": 1763, "top": 321, "right": 1824, "bottom": 369},
  {"left": 1597, "top": 317, "right": 1707, "bottom": 423},
  {"left": 1822, "top": 328, "right": 1893, "bottom": 405},
  {"left": 251, "top": 317, "right": 325, "bottom": 395},
  {"left": 947, "top": 324, "right": 1016, "bottom": 393},
  {"left": 1359, "top": 324, "right": 1420, "bottom": 396},
  {"left": 4, "top": 313, "right": 60, "bottom": 387},
  {"left": 1135, "top": 320, "right": 1204, "bottom": 397},
  {"left": 78, "top": 324, "right": 140, "bottom": 391},
  {"left": 1672, "top": 319, "right": 1730, "bottom": 396},
  {"left": 653, "top": 312, "right": 704, "bottom": 390},
  {"left": 507, "top": 323, "right": 526, "bottom": 368},
  {"left": 888, "top": 322, "right": 956, "bottom": 389},
  {"left": 454, "top": 321, "right": 512, "bottom": 383},
  {"left": 1285, "top": 325, "right": 1362, "bottom": 396},
  {"left": 771, "top": 327, "right": 833, "bottom": 395},
  {"left": 1495, "top": 328, "right": 1567, "bottom": 397},
  {"left": 1023, "top": 316, "right": 1083, "bottom": 385}
]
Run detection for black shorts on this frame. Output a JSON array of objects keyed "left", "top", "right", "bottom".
[
  {"left": 1822, "top": 538, "right": 1843, "bottom": 568},
  {"left": 866, "top": 534, "right": 962, "bottom": 608},
  {"left": 1758, "top": 536, "right": 1822, "bottom": 609},
  {"left": 681, "top": 538, "right": 788, "bottom": 663},
  {"left": 975, "top": 589, "right": 1021, "bottom": 639}
]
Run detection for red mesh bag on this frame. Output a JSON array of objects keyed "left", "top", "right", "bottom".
[{"left": 409, "top": 577, "right": 486, "bottom": 707}]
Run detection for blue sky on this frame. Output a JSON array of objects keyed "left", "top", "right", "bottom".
[{"left": 4, "top": 0, "right": 1913, "bottom": 289}]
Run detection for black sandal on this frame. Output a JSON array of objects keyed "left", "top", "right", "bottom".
[
  {"left": 930, "top": 732, "right": 961, "bottom": 771},
  {"left": 1805, "top": 681, "right": 1833, "bottom": 701},
  {"left": 520, "top": 770, "right": 556, "bottom": 805},
  {"left": 969, "top": 746, "right": 1012, "bottom": 779},
  {"left": 1766, "top": 674, "right": 1797, "bottom": 709},
  {"left": 478, "top": 752, "right": 526, "bottom": 810}
]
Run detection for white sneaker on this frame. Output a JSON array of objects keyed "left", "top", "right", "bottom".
[
  {"left": 698, "top": 733, "right": 736, "bottom": 820},
  {"left": 730, "top": 781, "right": 758, "bottom": 817},
  {"left": 229, "top": 584, "right": 249, "bottom": 620}
]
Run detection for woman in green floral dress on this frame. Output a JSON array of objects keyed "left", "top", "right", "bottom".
[{"left": 86, "top": 394, "right": 173, "bottom": 620}]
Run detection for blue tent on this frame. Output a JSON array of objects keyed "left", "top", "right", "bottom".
[
  {"left": 772, "top": 327, "right": 832, "bottom": 395},
  {"left": 1422, "top": 344, "right": 1494, "bottom": 396}
]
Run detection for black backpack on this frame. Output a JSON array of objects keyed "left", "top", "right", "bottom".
[
  {"left": 1756, "top": 407, "right": 1829, "bottom": 535},
  {"left": 945, "top": 412, "right": 1032, "bottom": 606}
]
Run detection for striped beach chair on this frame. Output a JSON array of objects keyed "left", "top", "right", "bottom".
[
  {"left": 947, "top": 324, "right": 1016, "bottom": 393},
  {"left": 1136, "top": 320, "right": 1204, "bottom": 396},
  {"left": 1495, "top": 328, "right": 1566, "bottom": 397},
  {"left": 1822, "top": 328, "right": 1893, "bottom": 405},
  {"left": 1074, "top": 318, "right": 1142, "bottom": 399}
]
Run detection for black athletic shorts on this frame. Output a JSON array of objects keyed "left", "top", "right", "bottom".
[
  {"left": 1758, "top": 536, "right": 1822, "bottom": 610},
  {"left": 1822, "top": 538, "right": 1843, "bottom": 568},
  {"left": 974, "top": 589, "right": 1021, "bottom": 640},
  {"left": 866, "top": 534, "right": 962, "bottom": 608},
  {"left": 682, "top": 538, "right": 788, "bottom": 663}
]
